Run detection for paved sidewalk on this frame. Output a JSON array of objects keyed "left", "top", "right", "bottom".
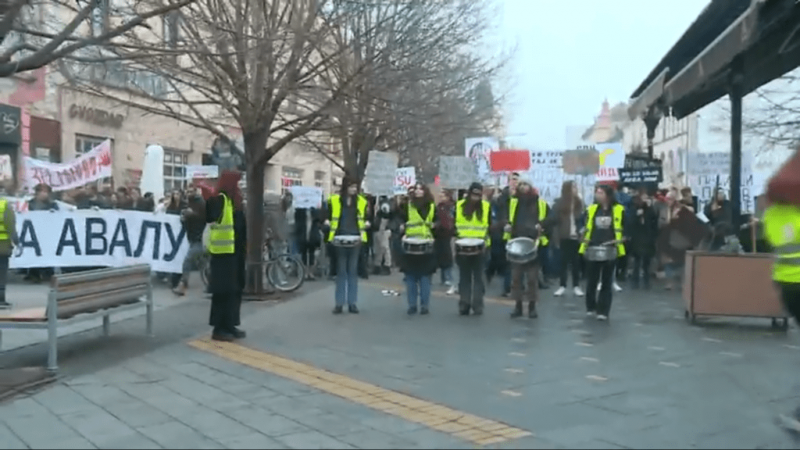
[{"left": 1, "top": 278, "right": 800, "bottom": 448}]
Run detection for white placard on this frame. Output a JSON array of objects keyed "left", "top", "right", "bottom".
[
  {"left": 10, "top": 210, "right": 188, "bottom": 273},
  {"left": 185, "top": 165, "right": 219, "bottom": 180},
  {"left": 290, "top": 185, "right": 323, "bottom": 209},
  {"left": 465, "top": 137, "right": 498, "bottom": 183},
  {"left": 364, "top": 151, "right": 398, "bottom": 196},
  {"left": 528, "top": 146, "right": 624, "bottom": 182},
  {"left": 687, "top": 152, "right": 755, "bottom": 214},
  {"left": 394, "top": 167, "right": 416, "bottom": 195},
  {"left": 438, "top": 156, "right": 476, "bottom": 189},
  {"left": 23, "top": 139, "right": 112, "bottom": 192},
  {"left": 0, "top": 155, "right": 11, "bottom": 181}
]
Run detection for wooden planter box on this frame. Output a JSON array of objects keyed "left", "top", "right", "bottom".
[{"left": 683, "top": 251, "right": 789, "bottom": 329}]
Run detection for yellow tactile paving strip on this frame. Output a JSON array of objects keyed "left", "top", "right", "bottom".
[{"left": 188, "top": 338, "right": 533, "bottom": 446}]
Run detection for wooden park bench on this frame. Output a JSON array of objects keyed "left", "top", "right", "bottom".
[{"left": 0, "top": 264, "right": 154, "bottom": 372}]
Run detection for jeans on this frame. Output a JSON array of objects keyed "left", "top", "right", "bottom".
[
  {"left": 440, "top": 267, "right": 453, "bottom": 284},
  {"left": 405, "top": 273, "right": 431, "bottom": 308},
  {"left": 181, "top": 242, "right": 205, "bottom": 286},
  {"left": 335, "top": 245, "right": 360, "bottom": 306},
  {"left": 631, "top": 254, "right": 652, "bottom": 287},
  {"left": 586, "top": 260, "right": 615, "bottom": 315}
]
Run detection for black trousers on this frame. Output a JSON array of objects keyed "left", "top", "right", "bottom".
[
  {"left": 298, "top": 241, "right": 317, "bottom": 267},
  {"left": 457, "top": 254, "right": 485, "bottom": 312},
  {"left": 0, "top": 255, "right": 8, "bottom": 303},
  {"left": 209, "top": 292, "right": 242, "bottom": 332},
  {"left": 559, "top": 239, "right": 581, "bottom": 288},
  {"left": 780, "top": 282, "right": 800, "bottom": 324},
  {"left": 585, "top": 260, "right": 615, "bottom": 315}
]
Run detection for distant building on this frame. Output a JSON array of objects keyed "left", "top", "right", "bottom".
[{"left": 581, "top": 100, "right": 630, "bottom": 145}]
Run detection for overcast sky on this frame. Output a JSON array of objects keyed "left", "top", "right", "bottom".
[{"left": 500, "top": 0, "right": 709, "bottom": 149}]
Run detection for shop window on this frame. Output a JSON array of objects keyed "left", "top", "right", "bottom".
[
  {"left": 281, "top": 166, "right": 303, "bottom": 195},
  {"left": 163, "top": 148, "right": 189, "bottom": 193},
  {"left": 314, "top": 170, "right": 325, "bottom": 189}
]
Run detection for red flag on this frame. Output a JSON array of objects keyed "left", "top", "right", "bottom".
[{"left": 490, "top": 150, "right": 530, "bottom": 172}]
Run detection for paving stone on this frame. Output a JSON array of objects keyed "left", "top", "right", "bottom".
[
  {"left": 274, "top": 429, "right": 354, "bottom": 449},
  {"left": 217, "top": 432, "right": 286, "bottom": 449},
  {"left": 335, "top": 427, "right": 420, "bottom": 449},
  {"left": 0, "top": 421, "right": 27, "bottom": 449},
  {"left": 170, "top": 408, "right": 257, "bottom": 441},
  {"left": 32, "top": 384, "right": 101, "bottom": 416},
  {"left": 291, "top": 411, "right": 372, "bottom": 437},
  {"left": 4, "top": 411, "right": 90, "bottom": 449},
  {"left": 137, "top": 421, "right": 224, "bottom": 449},
  {"left": 58, "top": 407, "right": 139, "bottom": 447},
  {"left": 221, "top": 404, "right": 309, "bottom": 437}
]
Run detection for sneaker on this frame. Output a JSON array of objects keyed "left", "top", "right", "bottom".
[
  {"left": 446, "top": 286, "right": 457, "bottom": 295},
  {"left": 586, "top": 311, "right": 596, "bottom": 317},
  {"left": 348, "top": 305, "right": 359, "bottom": 314},
  {"left": 333, "top": 305, "right": 343, "bottom": 314},
  {"left": 420, "top": 307, "right": 429, "bottom": 315},
  {"left": 778, "top": 407, "right": 800, "bottom": 434},
  {"left": 444, "top": 280, "right": 452, "bottom": 287},
  {"left": 554, "top": 286, "right": 566, "bottom": 297},
  {"left": 407, "top": 306, "right": 418, "bottom": 315},
  {"left": 573, "top": 287, "right": 584, "bottom": 297},
  {"left": 597, "top": 283, "right": 602, "bottom": 292},
  {"left": 597, "top": 314, "right": 608, "bottom": 321},
  {"left": 613, "top": 282, "right": 623, "bottom": 292}
]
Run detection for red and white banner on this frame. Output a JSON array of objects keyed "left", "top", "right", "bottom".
[{"left": 23, "top": 139, "right": 113, "bottom": 192}]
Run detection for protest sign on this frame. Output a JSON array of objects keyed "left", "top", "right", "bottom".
[
  {"left": 688, "top": 152, "right": 755, "bottom": 213},
  {"left": 23, "top": 139, "right": 112, "bottom": 192},
  {"left": 0, "top": 155, "right": 11, "bottom": 181},
  {"left": 394, "top": 167, "right": 416, "bottom": 195},
  {"left": 594, "top": 143, "right": 625, "bottom": 181},
  {"left": 185, "top": 165, "right": 219, "bottom": 179},
  {"left": 465, "top": 137, "right": 498, "bottom": 183},
  {"left": 529, "top": 151, "right": 563, "bottom": 169},
  {"left": 439, "top": 156, "right": 476, "bottom": 189},
  {"left": 562, "top": 149, "right": 599, "bottom": 175},
  {"left": 290, "top": 185, "right": 323, "bottom": 208},
  {"left": 618, "top": 168, "right": 662, "bottom": 184},
  {"left": 364, "top": 151, "right": 397, "bottom": 196},
  {"left": 10, "top": 210, "right": 188, "bottom": 273}
]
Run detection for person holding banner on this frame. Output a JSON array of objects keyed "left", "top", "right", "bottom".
[
  {"left": 579, "top": 185, "right": 626, "bottom": 321},
  {"left": 206, "top": 171, "right": 247, "bottom": 342},
  {"left": 399, "top": 183, "right": 438, "bottom": 315},
  {"left": 326, "top": 177, "right": 369, "bottom": 314},
  {"left": 454, "top": 182, "right": 491, "bottom": 316}
]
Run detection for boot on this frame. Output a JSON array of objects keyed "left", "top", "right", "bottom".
[
  {"left": 528, "top": 301, "right": 538, "bottom": 319},
  {"left": 510, "top": 301, "right": 523, "bottom": 318}
]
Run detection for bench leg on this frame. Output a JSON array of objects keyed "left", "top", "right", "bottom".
[
  {"left": 146, "top": 300, "right": 154, "bottom": 337},
  {"left": 47, "top": 320, "right": 58, "bottom": 373},
  {"left": 102, "top": 315, "right": 110, "bottom": 336}
]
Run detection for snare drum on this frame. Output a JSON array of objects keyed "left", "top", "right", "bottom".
[
  {"left": 332, "top": 235, "right": 361, "bottom": 248},
  {"left": 506, "top": 237, "right": 539, "bottom": 264},
  {"left": 402, "top": 237, "right": 434, "bottom": 255},
  {"left": 455, "top": 238, "right": 485, "bottom": 256},
  {"left": 584, "top": 245, "right": 617, "bottom": 262}
]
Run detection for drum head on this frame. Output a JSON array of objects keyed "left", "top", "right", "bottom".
[
  {"left": 404, "top": 237, "right": 432, "bottom": 244},
  {"left": 506, "top": 237, "right": 537, "bottom": 256},
  {"left": 456, "top": 238, "right": 484, "bottom": 246}
]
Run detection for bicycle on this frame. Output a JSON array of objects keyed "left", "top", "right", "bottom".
[{"left": 199, "top": 229, "right": 306, "bottom": 293}]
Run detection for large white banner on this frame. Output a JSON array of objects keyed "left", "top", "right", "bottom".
[
  {"left": 465, "top": 137, "right": 498, "bottom": 183},
  {"left": 185, "top": 165, "right": 219, "bottom": 180},
  {"left": 23, "top": 140, "right": 112, "bottom": 192},
  {"left": 11, "top": 210, "right": 188, "bottom": 273},
  {"left": 687, "top": 152, "right": 755, "bottom": 214}
]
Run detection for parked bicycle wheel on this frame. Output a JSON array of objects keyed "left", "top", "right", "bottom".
[{"left": 267, "top": 254, "right": 306, "bottom": 292}]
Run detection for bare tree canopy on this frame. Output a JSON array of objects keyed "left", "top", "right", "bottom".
[{"left": 0, "top": 0, "right": 194, "bottom": 77}]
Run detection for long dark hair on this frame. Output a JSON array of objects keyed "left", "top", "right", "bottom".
[
  {"left": 410, "top": 183, "right": 434, "bottom": 216},
  {"left": 559, "top": 180, "right": 581, "bottom": 217},
  {"left": 463, "top": 182, "right": 483, "bottom": 221},
  {"left": 339, "top": 176, "right": 359, "bottom": 197},
  {"left": 595, "top": 184, "right": 616, "bottom": 208}
]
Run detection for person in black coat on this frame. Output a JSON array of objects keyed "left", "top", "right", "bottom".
[
  {"left": 626, "top": 189, "right": 659, "bottom": 289},
  {"left": 206, "top": 171, "right": 247, "bottom": 342}
]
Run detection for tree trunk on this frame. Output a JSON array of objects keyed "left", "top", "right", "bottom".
[{"left": 243, "top": 131, "right": 269, "bottom": 297}]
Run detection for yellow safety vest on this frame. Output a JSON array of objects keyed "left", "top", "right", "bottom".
[
  {"left": 455, "top": 199, "right": 490, "bottom": 247},
  {"left": 208, "top": 193, "right": 235, "bottom": 254},
  {"left": 579, "top": 203, "right": 626, "bottom": 257},
  {"left": 0, "top": 199, "right": 8, "bottom": 242},
  {"left": 328, "top": 194, "right": 368, "bottom": 242},
  {"left": 406, "top": 203, "right": 435, "bottom": 239},
  {"left": 504, "top": 197, "right": 549, "bottom": 246},
  {"left": 763, "top": 204, "right": 800, "bottom": 283}
]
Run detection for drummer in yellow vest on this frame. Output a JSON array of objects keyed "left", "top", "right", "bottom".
[
  {"left": 325, "top": 177, "right": 369, "bottom": 315},
  {"left": 398, "top": 183, "right": 438, "bottom": 315},
  {"left": 504, "top": 179, "right": 549, "bottom": 319},
  {"left": 578, "top": 185, "right": 626, "bottom": 321},
  {"left": 454, "top": 182, "right": 492, "bottom": 316},
  {"left": 0, "top": 191, "right": 19, "bottom": 309},
  {"left": 763, "top": 192, "right": 800, "bottom": 431}
]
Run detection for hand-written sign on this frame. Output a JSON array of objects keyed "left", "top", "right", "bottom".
[
  {"left": 23, "top": 139, "right": 113, "bottom": 192},
  {"left": 563, "top": 149, "right": 599, "bottom": 175},
  {"left": 394, "top": 167, "right": 416, "bottom": 195},
  {"left": 364, "top": 151, "right": 397, "bottom": 197},
  {"left": 290, "top": 185, "right": 323, "bottom": 209},
  {"left": 530, "top": 151, "right": 562, "bottom": 169},
  {"left": 618, "top": 168, "right": 662, "bottom": 184},
  {"left": 438, "top": 156, "right": 476, "bottom": 189}
]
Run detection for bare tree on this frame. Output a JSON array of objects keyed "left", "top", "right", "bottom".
[
  {"left": 308, "top": 0, "right": 509, "bottom": 183},
  {"left": 0, "top": 0, "right": 194, "bottom": 77},
  {"left": 66, "top": 0, "right": 434, "bottom": 294}
]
